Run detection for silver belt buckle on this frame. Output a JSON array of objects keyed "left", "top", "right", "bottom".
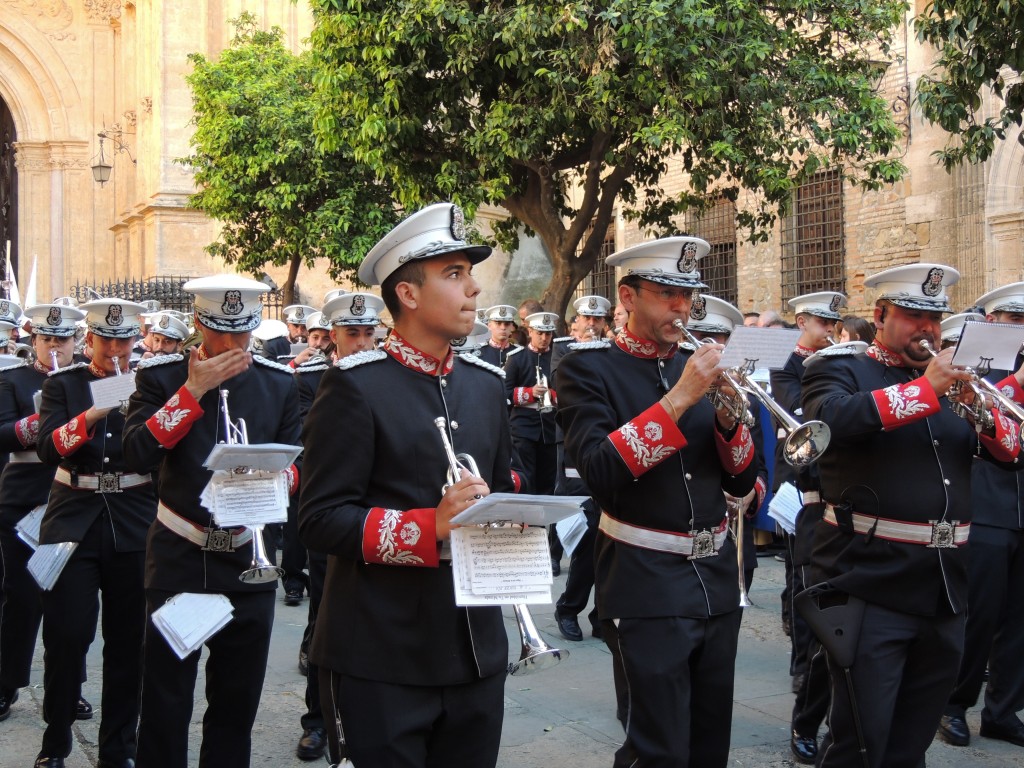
[
  {"left": 927, "top": 520, "right": 957, "bottom": 548},
  {"left": 96, "top": 473, "right": 122, "bottom": 494},
  {"left": 202, "top": 528, "right": 235, "bottom": 553},
  {"left": 688, "top": 529, "right": 718, "bottom": 560}
]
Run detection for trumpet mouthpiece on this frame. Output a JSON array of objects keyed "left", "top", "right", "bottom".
[{"left": 433, "top": 417, "right": 447, "bottom": 429}]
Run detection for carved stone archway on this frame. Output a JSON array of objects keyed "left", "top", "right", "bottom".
[{"left": 985, "top": 124, "right": 1024, "bottom": 287}]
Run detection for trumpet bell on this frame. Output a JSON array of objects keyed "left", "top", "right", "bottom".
[
  {"left": 784, "top": 421, "right": 831, "bottom": 467},
  {"left": 506, "top": 604, "right": 569, "bottom": 677},
  {"left": 240, "top": 563, "right": 285, "bottom": 584}
]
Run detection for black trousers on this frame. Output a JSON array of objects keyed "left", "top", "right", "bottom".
[
  {"left": 300, "top": 550, "right": 327, "bottom": 730},
  {"left": 789, "top": 561, "right": 829, "bottom": 739},
  {"left": 136, "top": 588, "right": 275, "bottom": 768},
  {"left": 946, "top": 524, "right": 1024, "bottom": 726},
  {"left": 555, "top": 500, "right": 598, "bottom": 627},
  {"left": 281, "top": 494, "right": 309, "bottom": 594},
  {"left": 817, "top": 602, "right": 963, "bottom": 768},
  {"left": 0, "top": 523, "right": 43, "bottom": 690},
  {"left": 612, "top": 611, "right": 742, "bottom": 768},
  {"left": 319, "top": 668, "right": 505, "bottom": 768},
  {"left": 40, "top": 514, "right": 145, "bottom": 762}
]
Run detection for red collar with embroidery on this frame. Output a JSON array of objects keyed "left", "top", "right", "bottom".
[
  {"left": 197, "top": 345, "right": 210, "bottom": 362},
  {"left": 34, "top": 359, "right": 53, "bottom": 374},
  {"left": 88, "top": 361, "right": 129, "bottom": 378},
  {"left": 794, "top": 344, "right": 816, "bottom": 358},
  {"left": 384, "top": 332, "right": 455, "bottom": 377},
  {"left": 614, "top": 327, "right": 676, "bottom": 360},
  {"left": 528, "top": 343, "right": 551, "bottom": 355},
  {"left": 866, "top": 341, "right": 905, "bottom": 367},
  {"left": 488, "top": 339, "right": 512, "bottom": 350}
]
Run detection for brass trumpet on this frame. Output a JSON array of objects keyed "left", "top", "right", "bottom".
[
  {"left": 673, "top": 320, "right": 831, "bottom": 467},
  {"left": 220, "top": 389, "right": 284, "bottom": 584},
  {"left": 432, "top": 416, "right": 568, "bottom": 675}
]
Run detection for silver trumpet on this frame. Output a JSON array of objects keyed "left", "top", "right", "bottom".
[
  {"left": 726, "top": 494, "right": 752, "bottom": 608},
  {"left": 433, "top": 416, "right": 568, "bottom": 675},
  {"left": 673, "top": 320, "right": 755, "bottom": 428},
  {"left": 50, "top": 350, "right": 60, "bottom": 372},
  {"left": 673, "top": 320, "right": 830, "bottom": 467},
  {"left": 535, "top": 364, "right": 555, "bottom": 413},
  {"left": 220, "top": 388, "right": 284, "bottom": 584},
  {"left": 920, "top": 340, "right": 1024, "bottom": 439}
]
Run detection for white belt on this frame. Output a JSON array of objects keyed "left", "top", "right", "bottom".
[
  {"left": 802, "top": 491, "right": 821, "bottom": 504},
  {"left": 564, "top": 468, "right": 580, "bottom": 479},
  {"left": 157, "top": 502, "right": 253, "bottom": 552},
  {"left": 823, "top": 506, "right": 969, "bottom": 548},
  {"left": 9, "top": 451, "right": 41, "bottom": 464},
  {"left": 598, "top": 511, "right": 728, "bottom": 559},
  {"left": 55, "top": 467, "right": 151, "bottom": 492}
]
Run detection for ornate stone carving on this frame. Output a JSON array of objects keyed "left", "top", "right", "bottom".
[
  {"left": 2, "top": 0, "right": 73, "bottom": 33},
  {"left": 123, "top": 110, "right": 137, "bottom": 129},
  {"left": 83, "top": 0, "right": 121, "bottom": 23},
  {"left": 140, "top": 97, "right": 153, "bottom": 114}
]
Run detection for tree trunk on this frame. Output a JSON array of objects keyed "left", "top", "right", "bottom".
[{"left": 281, "top": 251, "right": 302, "bottom": 308}]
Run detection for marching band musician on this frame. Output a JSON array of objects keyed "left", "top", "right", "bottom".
[
  {"left": 290, "top": 290, "right": 385, "bottom": 762},
  {"left": 801, "top": 264, "right": 1024, "bottom": 768},
  {"left": 140, "top": 312, "right": 189, "bottom": 358},
  {"left": 556, "top": 237, "right": 759, "bottom": 768},
  {"left": 551, "top": 295, "right": 611, "bottom": 369},
  {"left": 299, "top": 203, "right": 514, "bottom": 767},
  {"left": 0, "top": 303, "right": 91, "bottom": 725},
  {"left": 122, "top": 275, "right": 300, "bottom": 768},
  {"left": 288, "top": 309, "right": 334, "bottom": 370},
  {"left": 772, "top": 291, "right": 846, "bottom": 765},
  {"left": 283, "top": 304, "right": 317, "bottom": 344},
  {"left": 477, "top": 304, "right": 520, "bottom": 367},
  {"left": 33, "top": 299, "right": 157, "bottom": 768},
  {"left": 940, "top": 283, "right": 1024, "bottom": 749}
]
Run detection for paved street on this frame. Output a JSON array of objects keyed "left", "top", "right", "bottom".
[{"left": 2, "top": 555, "right": 1022, "bottom": 766}]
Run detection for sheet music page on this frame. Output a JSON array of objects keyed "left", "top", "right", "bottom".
[
  {"left": 720, "top": 327, "right": 802, "bottom": 371},
  {"left": 450, "top": 526, "right": 551, "bottom": 606},
  {"left": 27, "top": 541, "right": 79, "bottom": 591},
  {"left": 15, "top": 504, "right": 46, "bottom": 550},
  {"left": 89, "top": 371, "right": 137, "bottom": 410},
  {"left": 466, "top": 525, "right": 551, "bottom": 592},
  {"left": 767, "top": 481, "right": 802, "bottom": 536},
  {"left": 555, "top": 510, "right": 588, "bottom": 558},
  {"left": 151, "top": 592, "right": 234, "bottom": 659},
  {"left": 449, "top": 493, "right": 589, "bottom": 526},
  {"left": 205, "top": 471, "right": 289, "bottom": 527},
  {"left": 203, "top": 443, "right": 301, "bottom": 473},
  {"left": 953, "top": 321, "right": 1024, "bottom": 372}
]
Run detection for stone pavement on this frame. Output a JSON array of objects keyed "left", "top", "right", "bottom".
[{"left": 2, "top": 555, "right": 1022, "bottom": 767}]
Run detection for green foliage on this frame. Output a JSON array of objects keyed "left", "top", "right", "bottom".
[
  {"left": 181, "top": 13, "right": 398, "bottom": 290},
  {"left": 307, "top": 0, "right": 908, "bottom": 314},
  {"left": 916, "top": 0, "right": 1024, "bottom": 169}
]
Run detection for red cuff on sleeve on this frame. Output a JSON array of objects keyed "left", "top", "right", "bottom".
[
  {"left": 608, "top": 401, "right": 687, "bottom": 478},
  {"left": 995, "top": 374, "right": 1024, "bottom": 406},
  {"left": 549, "top": 389, "right": 557, "bottom": 405},
  {"left": 289, "top": 359, "right": 299, "bottom": 369},
  {"left": 980, "top": 407, "right": 1021, "bottom": 463},
  {"left": 52, "top": 411, "right": 91, "bottom": 457},
  {"left": 15, "top": 413, "right": 39, "bottom": 448},
  {"left": 871, "top": 375, "right": 941, "bottom": 430},
  {"left": 715, "top": 422, "right": 755, "bottom": 475},
  {"left": 513, "top": 387, "right": 536, "bottom": 406},
  {"left": 511, "top": 470, "right": 523, "bottom": 493},
  {"left": 363, "top": 507, "right": 439, "bottom": 567},
  {"left": 285, "top": 464, "right": 299, "bottom": 495},
  {"left": 145, "top": 386, "right": 204, "bottom": 449},
  {"left": 750, "top": 476, "right": 768, "bottom": 517}
]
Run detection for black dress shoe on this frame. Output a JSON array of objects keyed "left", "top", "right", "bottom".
[
  {"left": 296, "top": 727, "right": 327, "bottom": 760},
  {"left": 938, "top": 714, "right": 970, "bottom": 746},
  {"left": 97, "top": 759, "right": 136, "bottom": 768},
  {"left": 298, "top": 648, "right": 309, "bottom": 677},
  {"left": 33, "top": 756, "right": 65, "bottom": 768},
  {"left": 0, "top": 687, "right": 18, "bottom": 721},
  {"left": 554, "top": 611, "right": 583, "bottom": 642},
  {"left": 284, "top": 588, "right": 303, "bottom": 606},
  {"left": 76, "top": 696, "right": 93, "bottom": 721},
  {"left": 980, "top": 717, "right": 1024, "bottom": 747},
  {"left": 790, "top": 732, "right": 818, "bottom": 764}
]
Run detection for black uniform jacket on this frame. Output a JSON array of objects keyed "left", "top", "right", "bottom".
[
  {"left": 0, "top": 361, "right": 56, "bottom": 525},
  {"left": 122, "top": 352, "right": 300, "bottom": 593},
  {"left": 477, "top": 340, "right": 518, "bottom": 369},
  {"left": 294, "top": 357, "right": 329, "bottom": 420},
  {"left": 37, "top": 363, "right": 157, "bottom": 551},
  {"left": 299, "top": 339, "right": 514, "bottom": 687},
  {"left": 503, "top": 345, "right": 557, "bottom": 443},
  {"left": 802, "top": 345, "right": 1023, "bottom": 615},
  {"left": 970, "top": 366, "right": 1024, "bottom": 530},
  {"left": 556, "top": 332, "right": 759, "bottom": 620}
]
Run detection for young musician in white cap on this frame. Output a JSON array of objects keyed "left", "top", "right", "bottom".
[
  {"left": 772, "top": 290, "right": 846, "bottom": 765},
  {"left": 283, "top": 304, "right": 317, "bottom": 344},
  {"left": 122, "top": 274, "right": 300, "bottom": 768},
  {"left": 802, "top": 264, "right": 1024, "bottom": 768},
  {"left": 299, "top": 202, "right": 514, "bottom": 767},
  {"left": 940, "top": 282, "right": 1024, "bottom": 749},
  {"left": 33, "top": 299, "right": 157, "bottom": 768},
  {"left": 477, "top": 304, "right": 520, "bottom": 367},
  {"left": 289, "top": 290, "right": 385, "bottom": 762},
  {"left": 0, "top": 302, "right": 92, "bottom": 725},
  {"left": 557, "top": 236, "right": 758, "bottom": 767}
]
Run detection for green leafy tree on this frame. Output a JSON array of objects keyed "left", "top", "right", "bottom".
[
  {"left": 182, "top": 13, "right": 398, "bottom": 304},
  {"left": 308, "top": 0, "right": 907, "bottom": 316},
  {"left": 916, "top": 0, "right": 1024, "bottom": 169}
]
